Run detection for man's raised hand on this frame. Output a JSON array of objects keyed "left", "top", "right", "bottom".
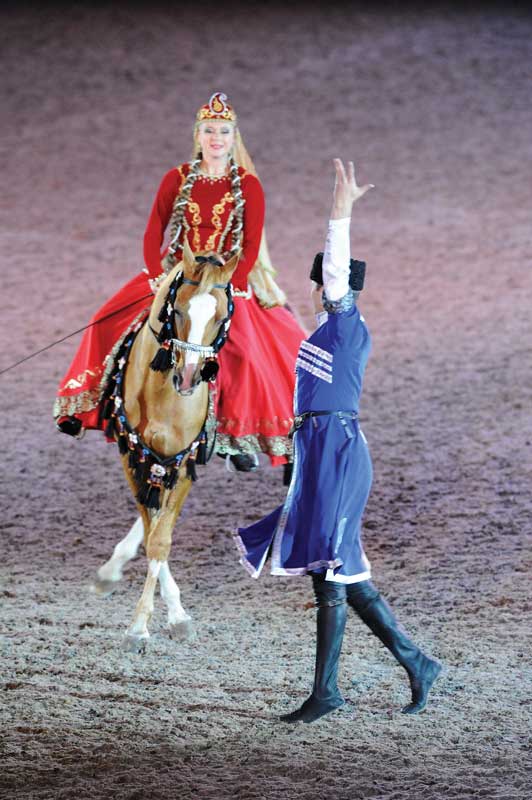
[{"left": 331, "top": 159, "right": 374, "bottom": 220}]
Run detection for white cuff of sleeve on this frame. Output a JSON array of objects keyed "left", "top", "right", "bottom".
[{"left": 323, "top": 217, "right": 351, "bottom": 302}]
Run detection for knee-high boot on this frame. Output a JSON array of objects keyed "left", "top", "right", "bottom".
[
  {"left": 346, "top": 580, "right": 442, "bottom": 714},
  {"left": 280, "top": 575, "right": 347, "bottom": 724}
]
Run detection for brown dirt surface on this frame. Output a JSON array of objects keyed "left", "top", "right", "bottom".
[{"left": 1, "top": 4, "right": 531, "bottom": 799}]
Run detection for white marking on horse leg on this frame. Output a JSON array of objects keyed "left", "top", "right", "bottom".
[
  {"left": 97, "top": 517, "right": 144, "bottom": 584},
  {"left": 126, "top": 559, "right": 162, "bottom": 640},
  {"left": 148, "top": 559, "right": 162, "bottom": 579},
  {"left": 159, "top": 562, "right": 189, "bottom": 625}
]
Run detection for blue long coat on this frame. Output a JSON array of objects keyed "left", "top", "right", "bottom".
[{"left": 235, "top": 301, "right": 373, "bottom": 583}]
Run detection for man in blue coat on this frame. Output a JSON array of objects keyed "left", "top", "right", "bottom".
[{"left": 235, "top": 159, "right": 441, "bottom": 723}]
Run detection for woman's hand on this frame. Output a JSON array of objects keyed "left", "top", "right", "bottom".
[{"left": 330, "top": 159, "right": 374, "bottom": 220}]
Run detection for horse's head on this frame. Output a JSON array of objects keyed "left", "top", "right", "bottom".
[{"left": 150, "top": 237, "right": 239, "bottom": 396}]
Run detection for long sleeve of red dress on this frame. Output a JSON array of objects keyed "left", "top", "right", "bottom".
[
  {"left": 142, "top": 167, "right": 265, "bottom": 290},
  {"left": 230, "top": 173, "right": 265, "bottom": 290},
  {"left": 143, "top": 169, "right": 182, "bottom": 279}
]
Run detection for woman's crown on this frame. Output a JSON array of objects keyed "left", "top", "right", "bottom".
[{"left": 196, "top": 92, "right": 237, "bottom": 123}]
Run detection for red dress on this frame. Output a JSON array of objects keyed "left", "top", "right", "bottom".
[{"left": 54, "top": 165, "right": 305, "bottom": 465}]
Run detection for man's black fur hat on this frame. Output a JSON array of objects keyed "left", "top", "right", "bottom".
[{"left": 310, "top": 253, "right": 366, "bottom": 291}]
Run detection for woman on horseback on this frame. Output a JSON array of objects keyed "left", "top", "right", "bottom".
[{"left": 54, "top": 92, "right": 305, "bottom": 471}]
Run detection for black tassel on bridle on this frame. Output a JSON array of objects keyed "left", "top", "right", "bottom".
[
  {"left": 200, "top": 357, "right": 219, "bottom": 383},
  {"left": 150, "top": 273, "right": 183, "bottom": 372},
  {"left": 150, "top": 341, "right": 174, "bottom": 372}
]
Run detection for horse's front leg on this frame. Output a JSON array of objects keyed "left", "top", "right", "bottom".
[
  {"left": 92, "top": 515, "right": 145, "bottom": 596},
  {"left": 123, "top": 476, "right": 193, "bottom": 651},
  {"left": 123, "top": 552, "right": 161, "bottom": 653},
  {"left": 159, "top": 561, "right": 195, "bottom": 642}
]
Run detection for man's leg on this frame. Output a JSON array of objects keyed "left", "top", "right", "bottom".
[
  {"left": 346, "top": 580, "right": 441, "bottom": 714},
  {"left": 281, "top": 573, "right": 347, "bottom": 724}
]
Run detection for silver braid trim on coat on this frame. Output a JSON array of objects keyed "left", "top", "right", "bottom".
[{"left": 322, "top": 289, "right": 357, "bottom": 314}]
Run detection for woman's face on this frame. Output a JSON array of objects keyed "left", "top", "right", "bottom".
[{"left": 196, "top": 120, "right": 236, "bottom": 161}]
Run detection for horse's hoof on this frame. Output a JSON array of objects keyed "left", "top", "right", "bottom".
[
  {"left": 91, "top": 577, "right": 121, "bottom": 597},
  {"left": 167, "top": 619, "right": 196, "bottom": 642},
  {"left": 122, "top": 633, "right": 149, "bottom": 654}
]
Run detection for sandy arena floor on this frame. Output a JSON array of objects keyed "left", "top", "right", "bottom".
[{"left": 1, "top": 4, "right": 531, "bottom": 799}]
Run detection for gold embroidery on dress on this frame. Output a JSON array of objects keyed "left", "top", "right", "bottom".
[
  {"left": 205, "top": 191, "right": 234, "bottom": 251},
  {"left": 218, "top": 210, "right": 234, "bottom": 253},
  {"left": 215, "top": 432, "right": 293, "bottom": 458},
  {"left": 63, "top": 368, "right": 100, "bottom": 391},
  {"left": 187, "top": 200, "right": 202, "bottom": 251},
  {"left": 181, "top": 218, "right": 191, "bottom": 240},
  {"left": 217, "top": 415, "right": 293, "bottom": 430}
]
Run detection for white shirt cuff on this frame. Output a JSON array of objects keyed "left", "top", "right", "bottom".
[{"left": 323, "top": 217, "right": 351, "bottom": 302}]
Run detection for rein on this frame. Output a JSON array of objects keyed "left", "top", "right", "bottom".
[{"left": 0, "top": 293, "right": 154, "bottom": 378}]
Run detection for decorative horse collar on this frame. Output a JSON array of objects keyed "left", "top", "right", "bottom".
[{"left": 102, "top": 324, "right": 216, "bottom": 511}]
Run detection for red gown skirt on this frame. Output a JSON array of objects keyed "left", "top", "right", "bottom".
[
  {"left": 54, "top": 276, "right": 305, "bottom": 465},
  {"left": 53, "top": 272, "right": 153, "bottom": 430}
]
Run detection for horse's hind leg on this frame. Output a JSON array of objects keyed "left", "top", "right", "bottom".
[
  {"left": 93, "top": 456, "right": 152, "bottom": 596},
  {"left": 92, "top": 515, "right": 145, "bottom": 596}
]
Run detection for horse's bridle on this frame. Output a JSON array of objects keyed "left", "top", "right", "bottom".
[{"left": 149, "top": 255, "right": 235, "bottom": 378}]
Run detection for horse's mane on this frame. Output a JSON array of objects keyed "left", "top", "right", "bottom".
[{"left": 195, "top": 258, "right": 227, "bottom": 295}]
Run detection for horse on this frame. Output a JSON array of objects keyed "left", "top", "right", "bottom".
[{"left": 92, "top": 238, "right": 238, "bottom": 652}]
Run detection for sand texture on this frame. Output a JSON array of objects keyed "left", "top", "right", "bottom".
[{"left": 1, "top": 4, "right": 531, "bottom": 799}]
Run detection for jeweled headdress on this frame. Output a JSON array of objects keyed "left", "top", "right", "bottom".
[{"left": 196, "top": 92, "right": 237, "bottom": 123}]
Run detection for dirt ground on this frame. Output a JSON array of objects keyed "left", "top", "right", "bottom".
[{"left": 1, "top": 3, "right": 531, "bottom": 799}]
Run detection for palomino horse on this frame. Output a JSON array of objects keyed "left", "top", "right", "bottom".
[{"left": 93, "top": 239, "right": 238, "bottom": 652}]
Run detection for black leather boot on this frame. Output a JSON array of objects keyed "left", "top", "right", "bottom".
[
  {"left": 280, "top": 576, "right": 347, "bottom": 724},
  {"left": 283, "top": 462, "right": 293, "bottom": 486},
  {"left": 56, "top": 416, "right": 83, "bottom": 438},
  {"left": 217, "top": 453, "right": 259, "bottom": 472},
  {"left": 230, "top": 454, "right": 259, "bottom": 472},
  {"left": 346, "top": 580, "right": 441, "bottom": 714}
]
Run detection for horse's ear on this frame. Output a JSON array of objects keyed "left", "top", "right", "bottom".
[
  {"left": 218, "top": 250, "right": 241, "bottom": 283},
  {"left": 182, "top": 237, "right": 196, "bottom": 275}
]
